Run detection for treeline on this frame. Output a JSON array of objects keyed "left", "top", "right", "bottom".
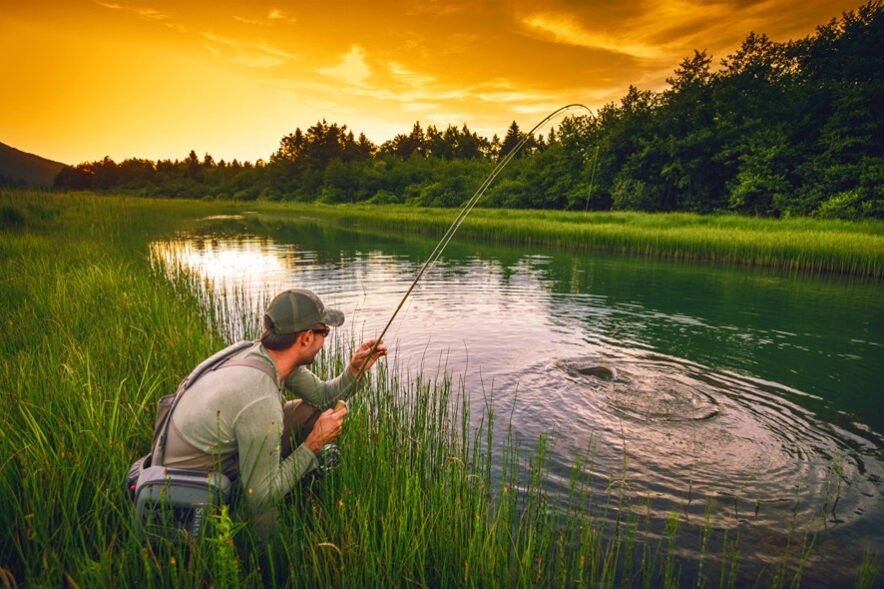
[{"left": 55, "top": 3, "right": 883, "bottom": 219}]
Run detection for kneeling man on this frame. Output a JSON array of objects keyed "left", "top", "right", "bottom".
[{"left": 160, "top": 288, "right": 386, "bottom": 536}]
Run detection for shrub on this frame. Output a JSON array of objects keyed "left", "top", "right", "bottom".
[
  {"left": 0, "top": 205, "right": 25, "bottom": 229},
  {"left": 367, "top": 189, "right": 401, "bottom": 204},
  {"left": 816, "top": 189, "right": 864, "bottom": 220}
]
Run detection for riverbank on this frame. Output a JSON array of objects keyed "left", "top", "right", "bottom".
[
  {"left": 259, "top": 203, "right": 884, "bottom": 279},
  {"left": 1, "top": 190, "right": 879, "bottom": 587},
  {"left": 8, "top": 190, "right": 883, "bottom": 278}
]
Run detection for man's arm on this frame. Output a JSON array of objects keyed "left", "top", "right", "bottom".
[
  {"left": 234, "top": 395, "right": 347, "bottom": 538},
  {"left": 234, "top": 397, "right": 318, "bottom": 522},
  {"left": 284, "top": 339, "right": 386, "bottom": 407},
  {"left": 284, "top": 365, "right": 356, "bottom": 408}
]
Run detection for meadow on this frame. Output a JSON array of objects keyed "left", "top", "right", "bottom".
[{"left": 0, "top": 190, "right": 880, "bottom": 587}]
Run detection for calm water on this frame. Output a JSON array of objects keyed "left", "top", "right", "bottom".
[{"left": 152, "top": 213, "right": 884, "bottom": 586}]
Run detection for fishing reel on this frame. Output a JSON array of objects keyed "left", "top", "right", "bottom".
[{"left": 317, "top": 443, "right": 342, "bottom": 476}]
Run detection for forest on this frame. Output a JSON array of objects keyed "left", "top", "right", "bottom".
[{"left": 53, "top": 2, "right": 883, "bottom": 220}]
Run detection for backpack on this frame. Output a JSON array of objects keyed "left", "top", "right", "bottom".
[{"left": 125, "top": 341, "right": 276, "bottom": 542}]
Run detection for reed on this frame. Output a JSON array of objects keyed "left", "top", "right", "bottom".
[
  {"left": 257, "top": 204, "right": 883, "bottom": 279},
  {"left": 0, "top": 190, "right": 877, "bottom": 587}
]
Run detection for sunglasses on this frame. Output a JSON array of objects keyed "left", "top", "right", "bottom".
[{"left": 310, "top": 326, "right": 331, "bottom": 337}]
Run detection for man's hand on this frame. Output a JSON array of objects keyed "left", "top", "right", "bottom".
[
  {"left": 305, "top": 404, "right": 348, "bottom": 454},
  {"left": 347, "top": 339, "right": 387, "bottom": 378}
]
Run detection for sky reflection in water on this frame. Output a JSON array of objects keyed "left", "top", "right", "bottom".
[{"left": 151, "top": 220, "right": 883, "bottom": 584}]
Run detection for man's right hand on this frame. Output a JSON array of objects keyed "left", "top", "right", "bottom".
[{"left": 305, "top": 405, "right": 348, "bottom": 454}]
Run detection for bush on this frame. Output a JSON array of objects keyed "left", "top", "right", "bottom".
[
  {"left": 366, "top": 189, "right": 401, "bottom": 205},
  {"left": 0, "top": 205, "right": 26, "bottom": 229},
  {"left": 258, "top": 187, "right": 283, "bottom": 201},
  {"left": 612, "top": 178, "right": 654, "bottom": 211},
  {"left": 816, "top": 189, "right": 864, "bottom": 220},
  {"left": 232, "top": 188, "right": 258, "bottom": 201}
]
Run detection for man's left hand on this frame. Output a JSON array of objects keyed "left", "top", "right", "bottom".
[{"left": 347, "top": 339, "right": 387, "bottom": 378}]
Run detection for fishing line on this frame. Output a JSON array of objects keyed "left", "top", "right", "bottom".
[
  {"left": 351, "top": 103, "right": 593, "bottom": 378},
  {"left": 585, "top": 145, "right": 600, "bottom": 212}
]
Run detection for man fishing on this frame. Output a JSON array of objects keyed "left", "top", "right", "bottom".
[{"left": 157, "top": 288, "right": 386, "bottom": 537}]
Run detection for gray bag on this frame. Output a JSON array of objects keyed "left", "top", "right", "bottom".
[
  {"left": 133, "top": 466, "right": 233, "bottom": 541},
  {"left": 127, "top": 341, "right": 276, "bottom": 542}
]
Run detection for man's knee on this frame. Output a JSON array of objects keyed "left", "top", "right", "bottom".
[{"left": 280, "top": 400, "right": 321, "bottom": 457}]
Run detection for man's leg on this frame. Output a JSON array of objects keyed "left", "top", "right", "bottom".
[{"left": 280, "top": 400, "right": 320, "bottom": 458}]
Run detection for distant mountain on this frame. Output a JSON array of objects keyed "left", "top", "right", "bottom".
[{"left": 0, "top": 142, "right": 67, "bottom": 187}]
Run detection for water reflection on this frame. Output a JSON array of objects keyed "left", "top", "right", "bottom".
[
  {"left": 151, "top": 216, "right": 883, "bottom": 585},
  {"left": 151, "top": 236, "right": 292, "bottom": 288}
]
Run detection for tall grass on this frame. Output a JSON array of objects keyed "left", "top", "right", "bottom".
[
  {"left": 8, "top": 190, "right": 882, "bottom": 278},
  {"left": 256, "top": 203, "right": 884, "bottom": 279},
  {"left": 0, "top": 190, "right": 877, "bottom": 587}
]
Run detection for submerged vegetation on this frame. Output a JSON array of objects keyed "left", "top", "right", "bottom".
[
  {"left": 1, "top": 192, "right": 879, "bottom": 587},
  {"left": 52, "top": 3, "right": 883, "bottom": 221}
]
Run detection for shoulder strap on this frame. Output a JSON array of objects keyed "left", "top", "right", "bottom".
[
  {"left": 221, "top": 357, "right": 277, "bottom": 381},
  {"left": 153, "top": 342, "right": 276, "bottom": 465},
  {"left": 181, "top": 340, "right": 255, "bottom": 389}
]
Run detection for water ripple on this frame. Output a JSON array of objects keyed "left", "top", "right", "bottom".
[{"left": 515, "top": 349, "right": 882, "bottom": 532}]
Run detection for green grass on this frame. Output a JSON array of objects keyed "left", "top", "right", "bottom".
[
  {"left": 11, "top": 190, "right": 882, "bottom": 278},
  {"left": 257, "top": 203, "right": 884, "bottom": 279},
  {"left": 0, "top": 189, "right": 878, "bottom": 587}
]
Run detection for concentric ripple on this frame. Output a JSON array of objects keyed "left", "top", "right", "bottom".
[{"left": 521, "top": 350, "right": 883, "bottom": 531}]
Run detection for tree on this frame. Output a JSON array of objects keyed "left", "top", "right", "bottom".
[
  {"left": 272, "top": 128, "right": 305, "bottom": 163},
  {"left": 454, "top": 125, "right": 485, "bottom": 159},
  {"left": 186, "top": 150, "right": 201, "bottom": 180},
  {"left": 381, "top": 121, "right": 427, "bottom": 159},
  {"left": 499, "top": 121, "right": 525, "bottom": 160},
  {"left": 726, "top": 126, "right": 794, "bottom": 215},
  {"left": 658, "top": 50, "right": 727, "bottom": 211},
  {"left": 54, "top": 164, "right": 93, "bottom": 190}
]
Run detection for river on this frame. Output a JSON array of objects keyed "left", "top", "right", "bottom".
[{"left": 151, "top": 212, "right": 883, "bottom": 586}]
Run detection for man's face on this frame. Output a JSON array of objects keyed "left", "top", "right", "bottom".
[{"left": 304, "top": 324, "right": 329, "bottom": 363}]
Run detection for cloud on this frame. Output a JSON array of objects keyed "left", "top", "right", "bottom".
[
  {"left": 201, "top": 33, "right": 298, "bottom": 68},
  {"left": 470, "top": 79, "right": 567, "bottom": 110},
  {"left": 267, "top": 9, "right": 296, "bottom": 23},
  {"left": 272, "top": 71, "right": 569, "bottom": 126},
  {"left": 476, "top": 88, "right": 561, "bottom": 104},
  {"left": 318, "top": 46, "right": 372, "bottom": 85},
  {"left": 389, "top": 62, "right": 435, "bottom": 87},
  {"left": 512, "top": 103, "right": 570, "bottom": 115},
  {"left": 233, "top": 8, "right": 296, "bottom": 26},
  {"left": 233, "top": 15, "right": 265, "bottom": 26},
  {"left": 405, "top": 1, "right": 469, "bottom": 17},
  {"left": 401, "top": 102, "right": 441, "bottom": 112},
  {"left": 164, "top": 22, "right": 188, "bottom": 33},
  {"left": 521, "top": 13, "right": 662, "bottom": 60},
  {"left": 624, "top": 0, "right": 735, "bottom": 48},
  {"left": 276, "top": 50, "right": 586, "bottom": 131},
  {"left": 93, "top": 1, "right": 169, "bottom": 20}
]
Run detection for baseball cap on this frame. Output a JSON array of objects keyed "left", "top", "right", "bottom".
[{"left": 264, "top": 289, "right": 344, "bottom": 335}]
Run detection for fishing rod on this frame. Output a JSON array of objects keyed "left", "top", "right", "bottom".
[{"left": 349, "top": 103, "right": 593, "bottom": 380}]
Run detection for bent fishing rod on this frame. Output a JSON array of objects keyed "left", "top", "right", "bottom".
[{"left": 346, "top": 103, "right": 593, "bottom": 384}]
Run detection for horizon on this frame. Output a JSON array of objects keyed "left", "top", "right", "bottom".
[{"left": 1, "top": 0, "right": 867, "bottom": 166}]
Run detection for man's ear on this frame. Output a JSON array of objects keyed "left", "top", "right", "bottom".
[{"left": 295, "top": 330, "right": 313, "bottom": 348}]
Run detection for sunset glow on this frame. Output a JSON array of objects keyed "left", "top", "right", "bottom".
[{"left": 0, "top": 0, "right": 865, "bottom": 165}]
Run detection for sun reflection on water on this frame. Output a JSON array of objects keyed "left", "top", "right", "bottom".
[{"left": 150, "top": 237, "right": 294, "bottom": 290}]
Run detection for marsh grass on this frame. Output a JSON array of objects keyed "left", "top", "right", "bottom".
[
  {"left": 0, "top": 190, "right": 877, "bottom": 587},
  {"left": 257, "top": 203, "right": 884, "bottom": 279}
]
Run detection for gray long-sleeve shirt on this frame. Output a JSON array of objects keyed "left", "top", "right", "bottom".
[{"left": 164, "top": 341, "right": 356, "bottom": 513}]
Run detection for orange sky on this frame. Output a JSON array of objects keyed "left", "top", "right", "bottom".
[{"left": 0, "top": 0, "right": 866, "bottom": 165}]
